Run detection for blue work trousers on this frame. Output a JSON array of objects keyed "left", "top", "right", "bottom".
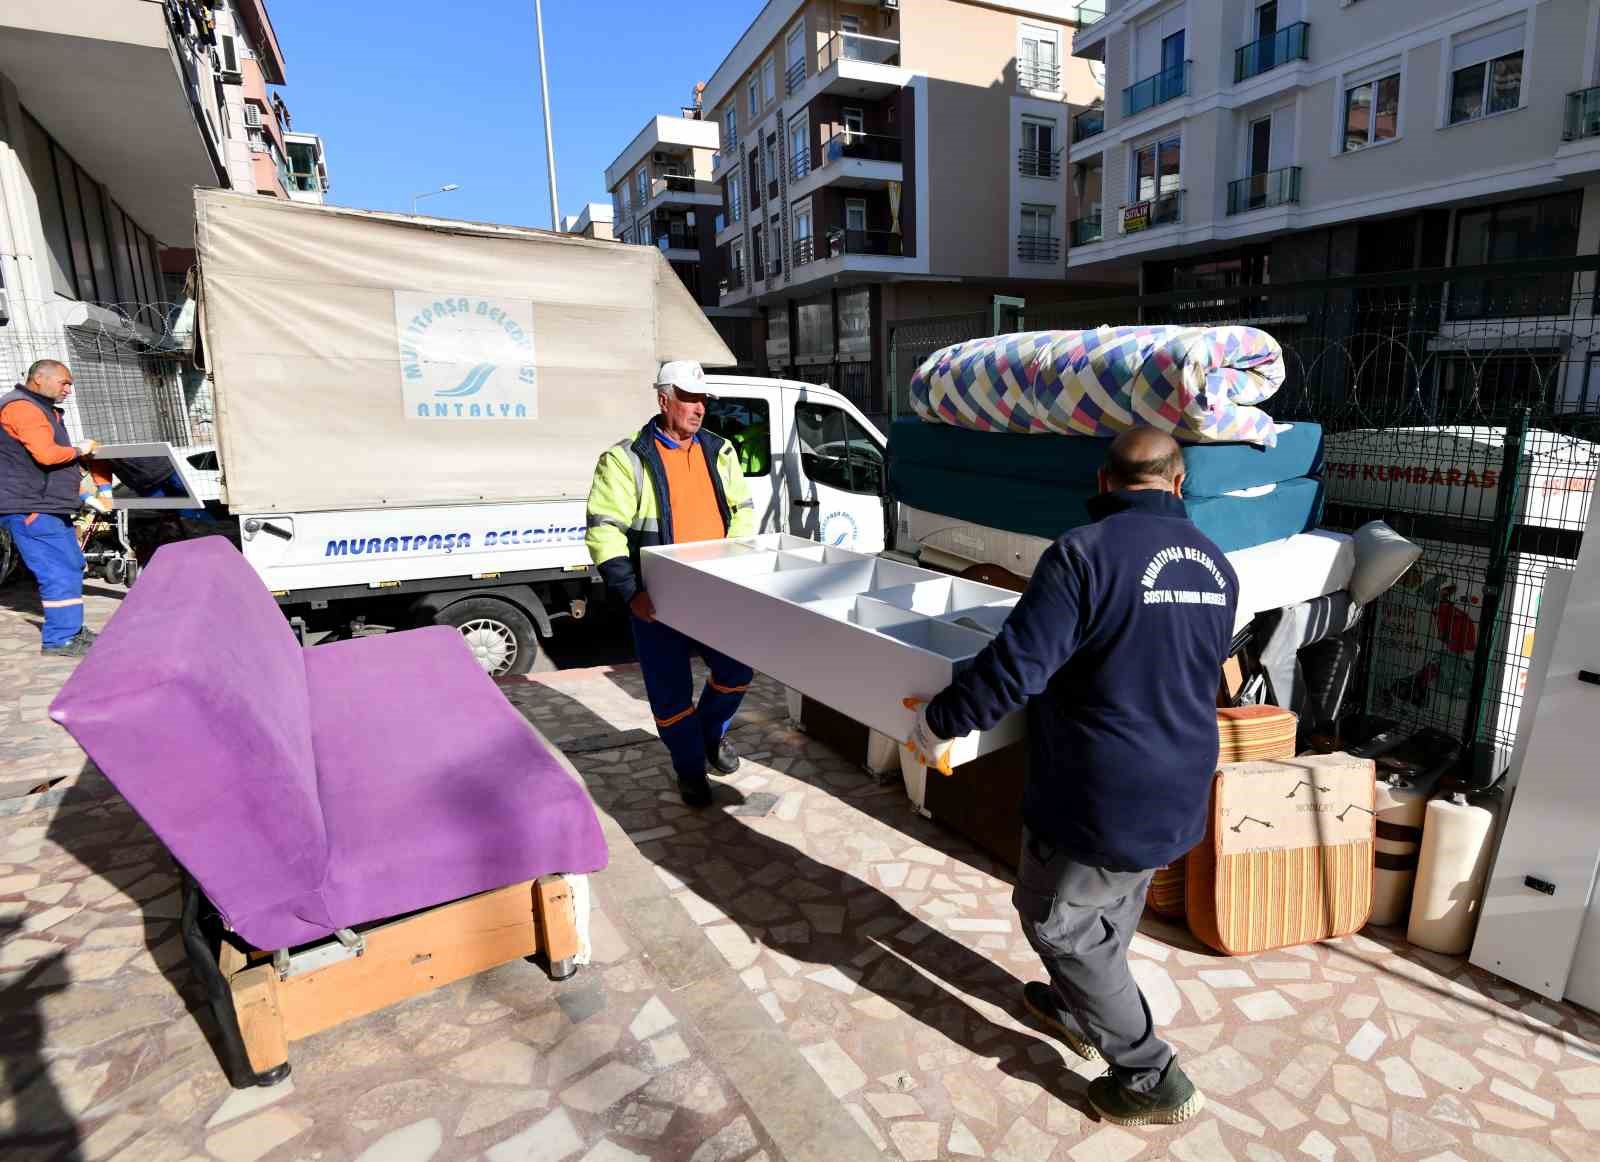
[
  {"left": 631, "top": 615, "right": 753, "bottom": 780},
  {"left": 3, "top": 513, "right": 85, "bottom": 646}
]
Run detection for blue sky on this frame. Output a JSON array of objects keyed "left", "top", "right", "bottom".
[{"left": 270, "top": 0, "right": 757, "bottom": 227}]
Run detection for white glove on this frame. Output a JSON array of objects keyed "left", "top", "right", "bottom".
[
  {"left": 903, "top": 697, "right": 955, "bottom": 777},
  {"left": 76, "top": 438, "right": 99, "bottom": 457}
]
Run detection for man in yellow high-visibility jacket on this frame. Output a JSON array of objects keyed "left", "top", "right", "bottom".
[{"left": 586, "top": 362, "right": 757, "bottom": 807}]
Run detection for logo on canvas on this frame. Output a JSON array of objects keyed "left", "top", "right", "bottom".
[
  {"left": 821, "top": 510, "right": 858, "bottom": 548},
  {"left": 395, "top": 293, "right": 538, "bottom": 421}
]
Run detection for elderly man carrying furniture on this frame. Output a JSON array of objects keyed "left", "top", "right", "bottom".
[
  {"left": 586, "top": 361, "right": 757, "bottom": 807},
  {"left": 906, "top": 428, "right": 1238, "bottom": 1128},
  {"left": 1, "top": 360, "right": 102, "bottom": 657}
]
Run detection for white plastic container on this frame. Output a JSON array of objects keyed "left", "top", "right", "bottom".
[{"left": 1409, "top": 792, "right": 1497, "bottom": 955}]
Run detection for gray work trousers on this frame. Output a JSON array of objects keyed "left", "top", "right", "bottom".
[{"left": 1012, "top": 828, "right": 1174, "bottom": 1092}]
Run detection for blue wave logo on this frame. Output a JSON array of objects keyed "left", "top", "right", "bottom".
[{"left": 434, "top": 363, "right": 496, "bottom": 398}]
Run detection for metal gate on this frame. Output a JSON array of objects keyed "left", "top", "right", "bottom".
[{"left": 888, "top": 256, "right": 1600, "bottom": 780}]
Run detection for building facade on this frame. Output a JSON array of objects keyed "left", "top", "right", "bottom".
[
  {"left": 561, "top": 203, "right": 616, "bottom": 240},
  {"left": 701, "top": 0, "right": 1115, "bottom": 411},
  {"left": 0, "top": 0, "right": 326, "bottom": 446},
  {"left": 1067, "top": 0, "right": 1600, "bottom": 299}
]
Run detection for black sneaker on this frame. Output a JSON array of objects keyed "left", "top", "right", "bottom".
[
  {"left": 706, "top": 736, "right": 741, "bottom": 776},
  {"left": 1088, "top": 1060, "right": 1205, "bottom": 1127},
  {"left": 678, "top": 775, "right": 713, "bottom": 808},
  {"left": 1022, "top": 981, "right": 1103, "bottom": 1062},
  {"left": 41, "top": 633, "right": 93, "bottom": 658}
]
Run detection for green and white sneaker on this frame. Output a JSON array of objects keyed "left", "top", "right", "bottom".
[
  {"left": 1022, "top": 981, "right": 1103, "bottom": 1062},
  {"left": 1088, "top": 1060, "right": 1205, "bottom": 1127}
]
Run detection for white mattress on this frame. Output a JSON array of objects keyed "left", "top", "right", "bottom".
[{"left": 899, "top": 504, "right": 1354, "bottom": 634}]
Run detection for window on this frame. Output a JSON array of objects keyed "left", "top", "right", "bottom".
[
  {"left": 794, "top": 402, "right": 884, "bottom": 494},
  {"left": 636, "top": 167, "right": 649, "bottom": 203},
  {"left": 1256, "top": 1, "right": 1277, "bottom": 40},
  {"left": 637, "top": 217, "right": 653, "bottom": 247},
  {"left": 728, "top": 173, "right": 743, "bottom": 223},
  {"left": 1133, "top": 136, "right": 1181, "bottom": 201},
  {"left": 217, "top": 33, "right": 240, "bottom": 76},
  {"left": 748, "top": 76, "right": 760, "bottom": 118},
  {"left": 1451, "top": 192, "right": 1582, "bottom": 319},
  {"left": 1249, "top": 117, "right": 1271, "bottom": 176},
  {"left": 793, "top": 204, "right": 814, "bottom": 264},
  {"left": 838, "top": 288, "right": 871, "bottom": 357},
  {"left": 845, "top": 198, "right": 868, "bottom": 233},
  {"left": 764, "top": 132, "right": 779, "bottom": 195},
  {"left": 1343, "top": 72, "right": 1400, "bottom": 151},
  {"left": 1022, "top": 117, "right": 1057, "bottom": 176},
  {"left": 731, "top": 238, "right": 746, "bottom": 277},
  {"left": 841, "top": 12, "right": 863, "bottom": 60},
  {"left": 1449, "top": 20, "right": 1524, "bottom": 125},
  {"left": 796, "top": 293, "right": 834, "bottom": 360},
  {"left": 769, "top": 212, "right": 784, "bottom": 277},
  {"left": 1021, "top": 204, "right": 1055, "bottom": 238},
  {"left": 790, "top": 117, "right": 810, "bottom": 178},
  {"left": 723, "top": 106, "right": 737, "bottom": 149},
  {"left": 704, "top": 398, "right": 773, "bottom": 476},
  {"left": 843, "top": 107, "right": 865, "bottom": 141},
  {"left": 751, "top": 224, "right": 765, "bottom": 278},
  {"left": 1020, "top": 27, "right": 1061, "bottom": 91},
  {"left": 762, "top": 57, "right": 777, "bottom": 104}
]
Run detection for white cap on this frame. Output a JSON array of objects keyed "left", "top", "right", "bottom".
[{"left": 655, "top": 360, "right": 713, "bottom": 397}]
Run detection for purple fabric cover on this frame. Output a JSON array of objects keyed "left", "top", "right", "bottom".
[{"left": 50, "top": 536, "right": 607, "bottom": 950}]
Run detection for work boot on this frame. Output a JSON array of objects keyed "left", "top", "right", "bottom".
[
  {"left": 1021, "top": 981, "right": 1102, "bottom": 1062},
  {"left": 707, "top": 735, "right": 741, "bottom": 776},
  {"left": 678, "top": 774, "right": 713, "bottom": 808},
  {"left": 1088, "top": 1059, "right": 1204, "bottom": 1127},
  {"left": 41, "top": 632, "right": 93, "bottom": 659}
]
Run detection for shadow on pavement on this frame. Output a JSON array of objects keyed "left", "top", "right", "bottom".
[{"left": 0, "top": 918, "right": 83, "bottom": 1161}]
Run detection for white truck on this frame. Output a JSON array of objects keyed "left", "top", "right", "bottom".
[{"left": 176, "top": 190, "right": 893, "bottom": 675}]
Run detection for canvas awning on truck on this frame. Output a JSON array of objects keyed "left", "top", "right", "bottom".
[{"left": 194, "top": 189, "right": 735, "bottom": 514}]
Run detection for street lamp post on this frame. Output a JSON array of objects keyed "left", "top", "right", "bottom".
[
  {"left": 534, "top": 0, "right": 559, "bottom": 230},
  {"left": 412, "top": 183, "right": 461, "bottom": 214}
]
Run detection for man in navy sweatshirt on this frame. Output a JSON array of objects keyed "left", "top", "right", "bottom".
[{"left": 908, "top": 427, "right": 1237, "bottom": 1127}]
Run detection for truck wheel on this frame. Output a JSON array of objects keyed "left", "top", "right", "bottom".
[{"left": 435, "top": 597, "right": 540, "bottom": 677}]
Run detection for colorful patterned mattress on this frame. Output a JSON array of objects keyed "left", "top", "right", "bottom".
[{"left": 910, "top": 325, "right": 1287, "bottom": 446}]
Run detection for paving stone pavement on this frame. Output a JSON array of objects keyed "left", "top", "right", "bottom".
[{"left": 3, "top": 578, "right": 1600, "bottom": 1161}]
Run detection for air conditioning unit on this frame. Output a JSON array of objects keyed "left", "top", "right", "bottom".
[
  {"left": 653, "top": 152, "right": 673, "bottom": 164},
  {"left": 880, "top": 0, "right": 899, "bottom": 10},
  {"left": 243, "top": 104, "right": 263, "bottom": 129},
  {"left": 217, "top": 33, "right": 242, "bottom": 78}
]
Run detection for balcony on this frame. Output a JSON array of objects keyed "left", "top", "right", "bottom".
[
  {"left": 826, "top": 131, "right": 902, "bottom": 164},
  {"left": 1124, "top": 61, "right": 1190, "bottom": 118},
  {"left": 823, "top": 31, "right": 901, "bottom": 69},
  {"left": 657, "top": 229, "right": 700, "bottom": 253},
  {"left": 1235, "top": 22, "right": 1309, "bottom": 83},
  {"left": 1019, "top": 148, "right": 1062, "bottom": 179},
  {"left": 791, "top": 146, "right": 814, "bottom": 182},
  {"left": 1120, "top": 189, "right": 1183, "bottom": 234},
  {"left": 1019, "top": 61, "right": 1061, "bottom": 92},
  {"left": 825, "top": 228, "right": 904, "bottom": 258},
  {"left": 786, "top": 58, "right": 806, "bottom": 96},
  {"left": 1564, "top": 86, "right": 1600, "bottom": 141},
  {"left": 1017, "top": 234, "right": 1062, "bottom": 263},
  {"left": 720, "top": 267, "right": 746, "bottom": 296},
  {"left": 712, "top": 143, "right": 737, "bottom": 175},
  {"left": 793, "top": 235, "right": 816, "bottom": 268},
  {"left": 1227, "top": 167, "right": 1301, "bottom": 215},
  {"left": 1074, "top": 2, "right": 1106, "bottom": 24},
  {"left": 1072, "top": 107, "right": 1105, "bottom": 143},
  {"left": 649, "top": 175, "right": 721, "bottom": 209},
  {"left": 1070, "top": 214, "right": 1104, "bottom": 245}
]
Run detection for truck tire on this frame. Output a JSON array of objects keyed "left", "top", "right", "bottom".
[{"left": 435, "top": 596, "right": 541, "bottom": 678}]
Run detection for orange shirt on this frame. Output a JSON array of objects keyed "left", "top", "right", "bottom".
[
  {"left": 656, "top": 434, "right": 724, "bottom": 544},
  {"left": 0, "top": 400, "right": 78, "bottom": 466}
]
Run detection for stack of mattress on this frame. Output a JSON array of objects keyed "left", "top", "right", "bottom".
[{"left": 889, "top": 416, "right": 1326, "bottom": 554}]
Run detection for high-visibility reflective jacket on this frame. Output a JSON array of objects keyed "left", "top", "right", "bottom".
[{"left": 586, "top": 418, "right": 755, "bottom": 603}]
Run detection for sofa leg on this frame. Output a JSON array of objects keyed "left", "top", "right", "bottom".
[
  {"left": 534, "top": 875, "right": 581, "bottom": 980},
  {"left": 230, "top": 965, "right": 291, "bottom": 1082},
  {"left": 181, "top": 875, "right": 292, "bottom": 1087}
]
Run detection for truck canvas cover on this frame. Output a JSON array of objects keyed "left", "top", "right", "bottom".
[{"left": 194, "top": 189, "right": 734, "bottom": 513}]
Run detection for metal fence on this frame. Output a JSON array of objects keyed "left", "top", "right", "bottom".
[
  {"left": 888, "top": 255, "right": 1600, "bottom": 782},
  {"left": 0, "top": 299, "right": 195, "bottom": 448}
]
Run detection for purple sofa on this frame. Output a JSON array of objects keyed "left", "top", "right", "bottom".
[{"left": 50, "top": 537, "right": 609, "bottom": 1081}]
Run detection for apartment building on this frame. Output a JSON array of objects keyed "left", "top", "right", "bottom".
[
  {"left": 0, "top": 0, "right": 326, "bottom": 446},
  {"left": 702, "top": 0, "right": 1110, "bottom": 409},
  {"left": 1067, "top": 0, "right": 1600, "bottom": 298},
  {"left": 561, "top": 203, "right": 616, "bottom": 240}
]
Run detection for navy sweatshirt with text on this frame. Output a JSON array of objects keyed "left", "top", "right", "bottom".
[{"left": 926, "top": 489, "right": 1239, "bottom": 872}]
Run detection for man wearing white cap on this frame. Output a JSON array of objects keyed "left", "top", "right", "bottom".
[{"left": 585, "top": 362, "right": 758, "bottom": 806}]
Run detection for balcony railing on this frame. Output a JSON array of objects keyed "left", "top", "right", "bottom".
[
  {"left": 1017, "top": 234, "right": 1062, "bottom": 262},
  {"left": 791, "top": 146, "right": 813, "bottom": 182},
  {"left": 1019, "top": 61, "right": 1061, "bottom": 92},
  {"left": 793, "top": 235, "right": 816, "bottom": 267},
  {"left": 288, "top": 168, "right": 322, "bottom": 194},
  {"left": 1235, "top": 21, "right": 1309, "bottom": 83},
  {"left": 1019, "top": 147, "right": 1062, "bottom": 178},
  {"left": 720, "top": 268, "right": 746, "bottom": 295},
  {"left": 786, "top": 58, "right": 806, "bottom": 96},
  {"left": 1120, "top": 189, "right": 1184, "bottom": 233},
  {"left": 1070, "top": 214, "right": 1103, "bottom": 245},
  {"left": 825, "top": 131, "right": 903, "bottom": 164},
  {"left": 727, "top": 195, "right": 743, "bottom": 225},
  {"left": 1072, "top": 107, "right": 1105, "bottom": 142},
  {"left": 1227, "top": 166, "right": 1301, "bottom": 215},
  {"left": 1074, "top": 2, "right": 1106, "bottom": 25},
  {"left": 825, "top": 228, "right": 904, "bottom": 257},
  {"left": 1124, "top": 61, "right": 1190, "bottom": 117},
  {"left": 1564, "top": 86, "right": 1600, "bottom": 141},
  {"left": 822, "top": 31, "right": 901, "bottom": 69},
  {"left": 658, "top": 230, "right": 700, "bottom": 252},
  {"left": 652, "top": 175, "right": 710, "bottom": 199}
]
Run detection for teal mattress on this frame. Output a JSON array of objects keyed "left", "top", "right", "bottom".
[
  {"left": 888, "top": 417, "right": 1323, "bottom": 499},
  {"left": 890, "top": 461, "right": 1324, "bottom": 553}
]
